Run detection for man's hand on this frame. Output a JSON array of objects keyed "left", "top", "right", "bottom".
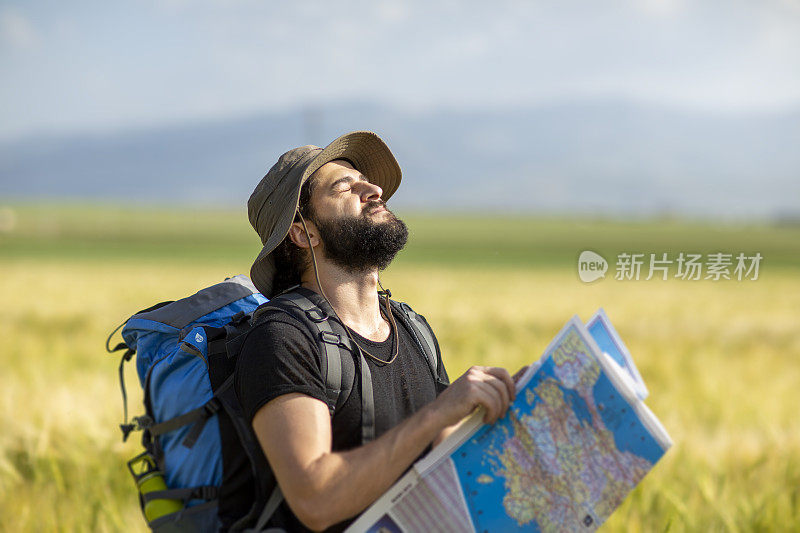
[{"left": 433, "top": 366, "right": 517, "bottom": 425}]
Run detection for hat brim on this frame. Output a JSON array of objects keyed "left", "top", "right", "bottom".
[{"left": 251, "top": 131, "right": 402, "bottom": 297}]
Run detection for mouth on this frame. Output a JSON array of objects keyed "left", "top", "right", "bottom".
[{"left": 365, "top": 203, "right": 387, "bottom": 215}]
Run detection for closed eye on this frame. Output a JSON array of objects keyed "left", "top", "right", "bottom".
[{"left": 331, "top": 175, "right": 368, "bottom": 192}]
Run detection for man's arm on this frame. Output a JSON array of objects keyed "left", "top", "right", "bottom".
[{"left": 252, "top": 365, "right": 516, "bottom": 531}]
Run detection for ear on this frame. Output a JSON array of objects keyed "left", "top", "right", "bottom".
[{"left": 287, "top": 220, "right": 320, "bottom": 249}]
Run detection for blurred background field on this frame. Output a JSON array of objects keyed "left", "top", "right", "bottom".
[
  {"left": 3, "top": 2, "right": 800, "bottom": 531},
  {"left": 1, "top": 204, "right": 799, "bottom": 531}
]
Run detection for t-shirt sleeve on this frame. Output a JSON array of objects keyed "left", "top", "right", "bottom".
[{"left": 235, "top": 314, "right": 329, "bottom": 423}]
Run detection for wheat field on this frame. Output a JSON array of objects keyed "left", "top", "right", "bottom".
[{"left": 1, "top": 205, "right": 799, "bottom": 531}]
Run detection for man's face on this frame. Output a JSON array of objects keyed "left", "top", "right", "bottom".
[{"left": 306, "top": 159, "right": 408, "bottom": 273}]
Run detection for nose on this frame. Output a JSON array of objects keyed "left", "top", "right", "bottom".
[{"left": 359, "top": 180, "right": 383, "bottom": 202}]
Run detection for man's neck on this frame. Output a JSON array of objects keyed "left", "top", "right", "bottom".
[{"left": 300, "top": 259, "right": 388, "bottom": 342}]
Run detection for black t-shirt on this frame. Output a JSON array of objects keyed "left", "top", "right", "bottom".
[{"left": 234, "top": 301, "right": 449, "bottom": 532}]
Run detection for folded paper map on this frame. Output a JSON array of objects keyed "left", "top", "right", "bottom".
[
  {"left": 346, "top": 311, "right": 672, "bottom": 533},
  {"left": 586, "top": 309, "right": 648, "bottom": 400}
]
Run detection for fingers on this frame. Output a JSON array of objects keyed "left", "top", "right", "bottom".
[
  {"left": 437, "top": 366, "right": 520, "bottom": 427},
  {"left": 482, "top": 366, "right": 517, "bottom": 402},
  {"left": 480, "top": 373, "right": 511, "bottom": 417},
  {"left": 512, "top": 365, "right": 529, "bottom": 384},
  {"left": 471, "top": 382, "right": 503, "bottom": 424},
  {"left": 470, "top": 367, "right": 516, "bottom": 424}
]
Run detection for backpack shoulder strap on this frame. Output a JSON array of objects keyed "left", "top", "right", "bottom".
[
  {"left": 261, "top": 289, "right": 376, "bottom": 444},
  {"left": 390, "top": 300, "right": 439, "bottom": 379},
  {"left": 258, "top": 290, "right": 354, "bottom": 416}
]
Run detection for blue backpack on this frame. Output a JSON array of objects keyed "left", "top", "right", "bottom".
[{"left": 108, "top": 276, "right": 440, "bottom": 532}]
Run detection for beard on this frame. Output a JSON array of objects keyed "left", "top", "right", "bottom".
[{"left": 313, "top": 201, "right": 409, "bottom": 273}]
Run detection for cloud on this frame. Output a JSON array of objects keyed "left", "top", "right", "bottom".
[{"left": 0, "top": 7, "right": 39, "bottom": 50}]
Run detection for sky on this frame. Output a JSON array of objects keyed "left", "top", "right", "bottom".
[{"left": 1, "top": 0, "right": 799, "bottom": 140}]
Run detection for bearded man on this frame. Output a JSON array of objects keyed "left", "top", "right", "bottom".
[{"left": 235, "top": 131, "right": 517, "bottom": 532}]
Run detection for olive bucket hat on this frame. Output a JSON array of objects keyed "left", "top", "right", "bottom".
[{"left": 247, "top": 131, "right": 402, "bottom": 298}]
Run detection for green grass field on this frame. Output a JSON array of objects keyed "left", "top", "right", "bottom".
[{"left": 1, "top": 204, "right": 799, "bottom": 531}]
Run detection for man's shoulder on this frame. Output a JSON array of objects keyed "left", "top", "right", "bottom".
[
  {"left": 250, "top": 303, "right": 311, "bottom": 334},
  {"left": 240, "top": 302, "right": 321, "bottom": 359}
]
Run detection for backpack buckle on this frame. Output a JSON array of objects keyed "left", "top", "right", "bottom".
[
  {"left": 306, "top": 307, "right": 327, "bottom": 322},
  {"left": 319, "top": 331, "right": 342, "bottom": 346},
  {"left": 203, "top": 399, "right": 221, "bottom": 417},
  {"left": 193, "top": 486, "right": 219, "bottom": 501}
]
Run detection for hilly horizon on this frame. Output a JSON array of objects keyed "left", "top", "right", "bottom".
[{"left": 1, "top": 100, "right": 798, "bottom": 219}]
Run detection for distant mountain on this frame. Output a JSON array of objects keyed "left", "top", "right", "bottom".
[{"left": 1, "top": 100, "right": 798, "bottom": 217}]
